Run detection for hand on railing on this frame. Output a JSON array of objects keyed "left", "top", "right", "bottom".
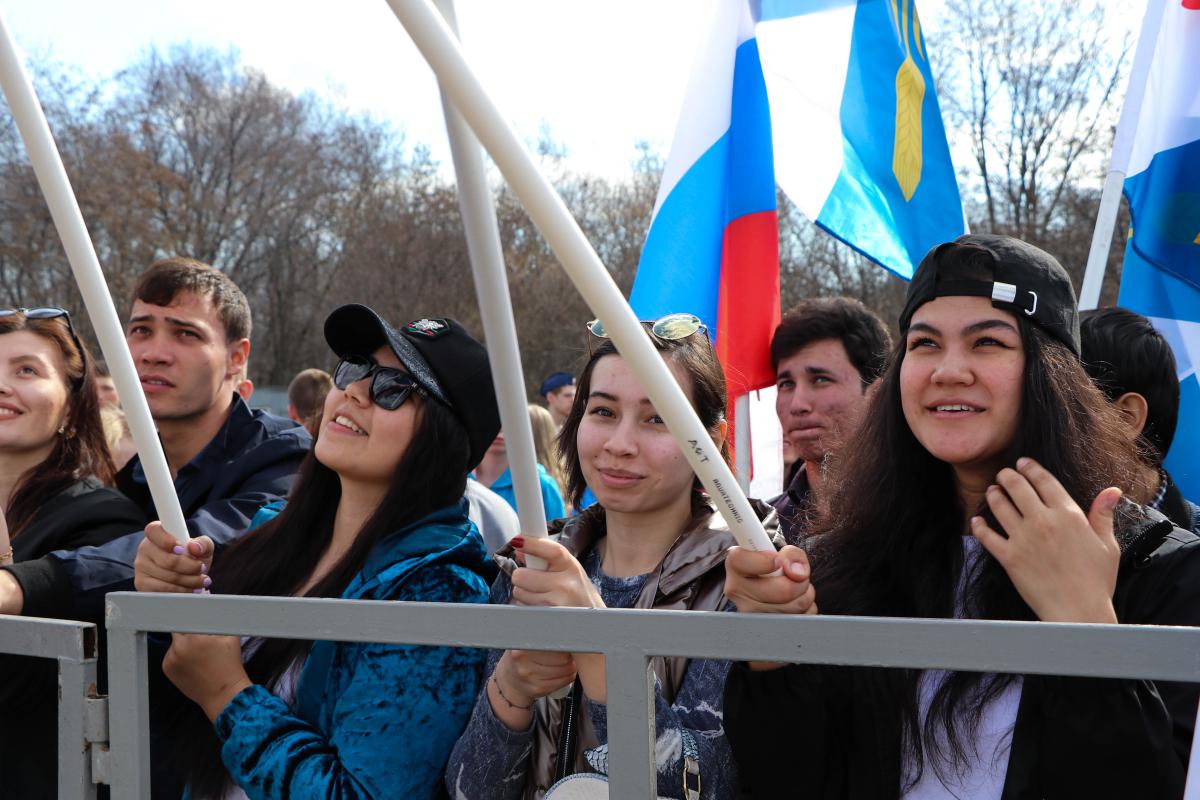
[
  {"left": 134, "top": 521, "right": 214, "bottom": 594},
  {"left": 163, "top": 632, "right": 251, "bottom": 723},
  {"left": 971, "top": 457, "right": 1121, "bottom": 625}
]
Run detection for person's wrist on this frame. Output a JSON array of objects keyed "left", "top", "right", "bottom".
[
  {"left": 201, "top": 676, "right": 253, "bottom": 723},
  {"left": 0, "top": 570, "right": 24, "bottom": 615},
  {"left": 493, "top": 670, "right": 534, "bottom": 709}
]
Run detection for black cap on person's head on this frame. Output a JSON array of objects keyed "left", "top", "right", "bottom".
[
  {"left": 899, "top": 234, "right": 1081, "bottom": 357},
  {"left": 323, "top": 304, "right": 500, "bottom": 470}
]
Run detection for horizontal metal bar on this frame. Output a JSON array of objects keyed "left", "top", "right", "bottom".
[
  {"left": 106, "top": 593, "right": 1200, "bottom": 682},
  {"left": 0, "top": 614, "right": 94, "bottom": 661}
]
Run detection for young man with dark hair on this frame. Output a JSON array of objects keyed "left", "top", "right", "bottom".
[
  {"left": 1081, "top": 306, "right": 1199, "bottom": 532},
  {"left": 0, "top": 257, "right": 310, "bottom": 619},
  {"left": 769, "top": 297, "right": 892, "bottom": 544}
]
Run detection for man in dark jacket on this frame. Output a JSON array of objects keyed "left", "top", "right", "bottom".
[
  {"left": 768, "top": 298, "right": 891, "bottom": 544},
  {"left": 0, "top": 258, "right": 310, "bottom": 620},
  {"left": 1081, "top": 307, "right": 1200, "bottom": 532}
]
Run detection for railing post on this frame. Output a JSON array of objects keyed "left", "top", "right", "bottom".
[
  {"left": 57, "top": 655, "right": 98, "bottom": 799},
  {"left": 604, "top": 650, "right": 657, "bottom": 798},
  {"left": 106, "top": 626, "right": 151, "bottom": 798}
]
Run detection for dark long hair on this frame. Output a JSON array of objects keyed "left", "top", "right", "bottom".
[
  {"left": 557, "top": 326, "right": 730, "bottom": 514},
  {"left": 0, "top": 313, "right": 116, "bottom": 535},
  {"left": 806, "top": 318, "right": 1150, "bottom": 788},
  {"left": 178, "top": 393, "right": 471, "bottom": 798}
]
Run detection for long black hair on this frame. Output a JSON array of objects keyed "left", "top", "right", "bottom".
[
  {"left": 806, "top": 316, "right": 1150, "bottom": 788},
  {"left": 176, "top": 393, "right": 471, "bottom": 798}
]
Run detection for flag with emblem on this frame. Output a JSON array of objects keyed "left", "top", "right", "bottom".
[
  {"left": 1115, "top": 0, "right": 1200, "bottom": 498},
  {"left": 757, "top": 0, "right": 964, "bottom": 279}
]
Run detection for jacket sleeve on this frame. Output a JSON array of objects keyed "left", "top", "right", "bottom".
[
  {"left": 1, "top": 490, "right": 146, "bottom": 620},
  {"left": 8, "top": 434, "right": 306, "bottom": 621},
  {"left": 215, "top": 563, "right": 490, "bottom": 800},
  {"left": 1034, "top": 539, "right": 1200, "bottom": 799},
  {"left": 444, "top": 570, "right": 537, "bottom": 800},
  {"left": 585, "top": 655, "right": 737, "bottom": 800}
]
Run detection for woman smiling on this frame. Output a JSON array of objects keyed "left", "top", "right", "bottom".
[
  {"left": 0, "top": 308, "right": 145, "bottom": 799},
  {"left": 723, "top": 236, "right": 1200, "bottom": 799},
  {"left": 134, "top": 305, "right": 500, "bottom": 799}
]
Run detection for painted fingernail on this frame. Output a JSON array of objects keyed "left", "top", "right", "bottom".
[
  {"left": 203, "top": 576, "right": 212, "bottom": 588},
  {"left": 172, "top": 545, "right": 185, "bottom": 555},
  {"left": 199, "top": 563, "right": 208, "bottom": 575},
  {"left": 192, "top": 587, "right": 206, "bottom": 595},
  {"left": 511, "top": 536, "right": 525, "bottom": 549},
  {"left": 970, "top": 516, "right": 982, "bottom": 526},
  {"left": 787, "top": 562, "right": 806, "bottom": 578},
  {"left": 1017, "top": 457, "right": 1031, "bottom": 469}
]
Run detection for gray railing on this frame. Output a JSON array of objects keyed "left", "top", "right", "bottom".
[
  {"left": 0, "top": 615, "right": 104, "bottom": 798},
  {"left": 101, "top": 592, "right": 1200, "bottom": 798}
]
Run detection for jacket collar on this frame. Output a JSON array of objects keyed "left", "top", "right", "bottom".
[{"left": 350, "top": 499, "right": 481, "bottom": 591}]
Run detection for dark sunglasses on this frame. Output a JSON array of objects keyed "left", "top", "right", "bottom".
[
  {"left": 333, "top": 355, "right": 427, "bottom": 411},
  {"left": 586, "top": 313, "right": 707, "bottom": 353},
  {"left": 0, "top": 307, "right": 87, "bottom": 383}
]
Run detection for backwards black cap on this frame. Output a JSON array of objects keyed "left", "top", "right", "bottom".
[
  {"left": 900, "top": 234, "right": 1081, "bottom": 357},
  {"left": 323, "top": 304, "right": 501, "bottom": 471}
]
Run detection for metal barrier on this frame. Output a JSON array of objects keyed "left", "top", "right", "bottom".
[
  {"left": 0, "top": 615, "right": 103, "bottom": 799},
  {"left": 102, "top": 591, "right": 1200, "bottom": 798}
]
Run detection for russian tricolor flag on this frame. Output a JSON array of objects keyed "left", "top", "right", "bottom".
[
  {"left": 632, "top": 0, "right": 964, "bottom": 402},
  {"left": 630, "top": 0, "right": 780, "bottom": 399},
  {"left": 1116, "top": 0, "right": 1200, "bottom": 498}
]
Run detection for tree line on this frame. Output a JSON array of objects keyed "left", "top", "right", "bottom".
[{"left": 0, "top": 0, "right": 1130, "bottom": 395}]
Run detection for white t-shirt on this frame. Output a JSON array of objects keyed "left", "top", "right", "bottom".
[{"left": 902, "top": 537, "right": 1023, "bottom": 800}]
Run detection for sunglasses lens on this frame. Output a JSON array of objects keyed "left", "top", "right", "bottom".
[
  {"left": 25, "top": 308, "right": 66, "bottom": 320},
  {"left": 333, "top": 356, "right": 372, "bottom": 389},
  {"left": 586, "top": 319, "right": 607, "bottom": 338},
  {"left": 371, "top": 371, "right": 414, "bottom": 411},
  {"left": 651, "top": 313, "right": 702, "bottom": 340}
]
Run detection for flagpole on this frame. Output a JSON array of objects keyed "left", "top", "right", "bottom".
[
  {"left": 1079, "top": 0, "right": 1166, "bottom": 311},
  {"left": 735, "top": 394, "right": 751, "bottom": 493},
  {"left": 0, "top": 10, "right": 188, "bottom": 543},
  {"left": 382, "top": 0, "right": 776, "bottom": 554},
  {"left": 431, "top": 0, "right": 549, "bottom": 569}
]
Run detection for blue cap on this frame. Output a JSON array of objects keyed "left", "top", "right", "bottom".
[{"left": 539, "top": 371, "right": 574, "bottom": 397}]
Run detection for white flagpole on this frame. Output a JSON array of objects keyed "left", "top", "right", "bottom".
[
  {"left": 431, "top": 0, "right": 549, "bottom": 569},
  {"left": 735, "top": 394, "right": 751, "bottom": 493},
  {"left": 1079, "top": 0, "right": 1166, "bottom": 311},
  {"left": 382, "top": 0, "right": 776, "bottom": 553},
  {"left": 0, "top": 11, "right": 189, "bottom": 543}
]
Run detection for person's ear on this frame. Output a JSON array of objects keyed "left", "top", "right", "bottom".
[
  {"left": 227, "top": 339, "right": 250, "bottom": 378},
  {"left": 711, "top": 418, "right": 729, "bottom": 451},
  {"left": 1113, "top": 391, "right": 1150, "bottom": 441}
]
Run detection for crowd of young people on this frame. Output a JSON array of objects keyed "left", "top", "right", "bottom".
[{"left": 0, "top": 234, "right": 1196, "bottom": 799}]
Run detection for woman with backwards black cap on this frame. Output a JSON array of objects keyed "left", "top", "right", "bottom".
[
  {"left": 133, "top": 306, "right": 501, "bottom": 799},
  {"left": 722, "top": 235, "right": 1200, "bottom": 799}
]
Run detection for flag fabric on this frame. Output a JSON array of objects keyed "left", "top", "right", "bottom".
[
  {"left": 630, "top": 0, "right": 780, "bottom": 398},
  {"left": 756, "top": 0, "right": 964, "bottom": 279},
  {"left": 1115, "top": 0, "right": 1200, "bottom": 498}
]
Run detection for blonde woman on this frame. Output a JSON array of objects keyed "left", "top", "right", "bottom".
[{"left": 528, "top": 403, "right": 568, "bottom": 500}]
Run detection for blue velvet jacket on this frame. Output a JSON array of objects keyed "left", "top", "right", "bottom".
[{"left": 212, "top": 500, "right": 491, "bottom": 799}]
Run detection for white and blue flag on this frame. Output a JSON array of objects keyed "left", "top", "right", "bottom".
[{"left": 1116, "top": 0, "right": 1200, "bottom": 497}]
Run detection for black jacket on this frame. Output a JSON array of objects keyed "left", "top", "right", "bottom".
[
  {"left": 725, "top": 508, "right": 1200, "bottom": 799},
  {"left": 0, "top": 478, "right": 145, "bottom": 800}
]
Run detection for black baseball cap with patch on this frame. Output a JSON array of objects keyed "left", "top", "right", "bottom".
[
  {"left": 900, "top": 234, "right": 1081, "bottom": 357},
  {"left": 323, "top": 304, "right": 501, "bottom": 470}
]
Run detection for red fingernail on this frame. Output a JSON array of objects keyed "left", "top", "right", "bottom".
[{"left": 511, "top": 536, "right": 525, "bottom": 549}]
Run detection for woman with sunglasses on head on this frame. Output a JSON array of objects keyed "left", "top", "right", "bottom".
[
  {"left": 133, "top": 305, "right": 500, "bottom": 799},
  {"left": 0, "top": 308, "right": 146, "bottom": 799},
  {"left": 723, "top": 236, "right": 1200, "bottom": 799},
  {"left": 446, "top": 314, "right": 780, "bottom": 800}
]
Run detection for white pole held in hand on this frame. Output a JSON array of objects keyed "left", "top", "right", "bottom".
[
  {"left": 382, "top": 0, "right": 775, "bottom": 553},
  {"left": 0, "top": 11, "right": 189, "bottom": 543},
  {"left": 432, "top": 0, "right": 549, "bottom": 569}
]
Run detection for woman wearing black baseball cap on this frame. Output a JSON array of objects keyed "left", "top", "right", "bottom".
[
  {"left": 133, "top": 304, "right": 501, "bottom": 799},
  {"left": 723, "top": 235, "right": 1200, "bottom": 798}
]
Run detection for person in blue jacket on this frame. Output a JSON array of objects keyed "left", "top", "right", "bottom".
[{"left": 135, "top": 305, "right": 502, "bottom": 799}]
